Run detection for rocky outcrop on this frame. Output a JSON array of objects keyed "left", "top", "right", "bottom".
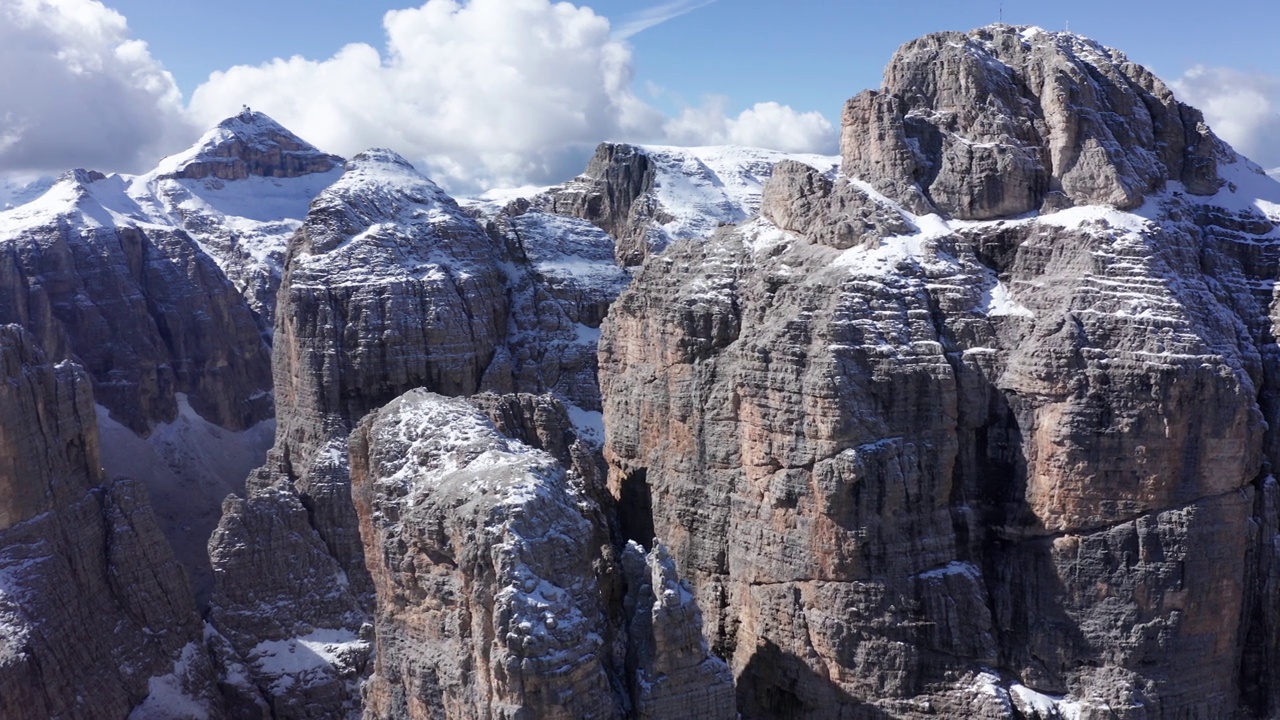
[
  {"left": 0, "top": 325, "right": 222, "bottom": 719},
  {"left": 349, "top": 389, "right": 735, "bottom": 719},
  {"left": 621, "top": 541, "right": 736, "bottom": 720},
  {"left": 842, "top": 25, "right": 1228, "bottom": 219},
  {"left": 599, "top": 26, "right": 1280, "bottom": 717},
  {"left": 350, "top": 390, "right": 620, "bottom": 719},
  {"left": 532, "top": 143, "right": 838, "bottom": 265},
  {"left": 206, "top": 487, "right": 371, "bottom": 719},
  {"left": 535, "top": 142, "right": 660, "bottom": 265},
  {"left": 205, "top": 149, "right": 631, "bottom": 714}
]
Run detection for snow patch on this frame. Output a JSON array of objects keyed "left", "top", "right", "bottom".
[
  {"left": 128, "top": 642, "right": 212, "bottom": 720},
  {"left": 641, "top": 145, "right": 838, "bottom": 243},
  {"left": 566, "top": 404, "right": 605, "bottom": 447},
  {"left": 1010, "top": 683, "right": 1083, "bottom": 720},
  {"left": 984, "top": 280, "right": 1035, "bottom": 317},
  {"left": 96, "top": 395, "right": 275, "bottom": 604},
  {"left": 915, "top": 561, "right": 982, "bottom": 581},
  {"left": 248, "top": 628, "right": 368, "bottom": 695}
]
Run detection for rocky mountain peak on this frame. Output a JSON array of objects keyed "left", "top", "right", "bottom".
[
  {"left": 153, "top": 109, "right": 343, "bottom": 181},
  {"left": 842, "top": 23, "right": 1229, "bottom": 220}
]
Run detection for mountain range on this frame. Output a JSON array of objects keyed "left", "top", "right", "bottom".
[{"left": 2, "top": 23, "right": 1280, "bottom": 720}]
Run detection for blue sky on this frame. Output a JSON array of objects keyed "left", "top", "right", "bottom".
[
  {"left": 2, "top": 0, "right": 1278, "bottom": 190},
  {"left": 100, "top": 0, "right": 1280, "bottom": 122}
]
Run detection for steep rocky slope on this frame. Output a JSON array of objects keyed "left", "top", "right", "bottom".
[
  {"left": 9, "top": 22, "right": 1280, "bottom": 720},
  {"left": 600, "top": 24, "right": 1280, "bottom": 719},
  {"left": 0, "top": 325, "right": 222, "bottom": 719},
  {"left": 204, "top": 149, "right": 633, "bottom": 715},
  {"left": 0, "top": 110, "right": 339, "bottom": 601},
  {"left": 349, "top": 389, "right": 733, "bottom": 719}
]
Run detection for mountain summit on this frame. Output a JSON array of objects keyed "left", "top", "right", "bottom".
[
  {"left": 843, "top": 24, "right": 1229, "bottom": 220},
  {"left": 153, "top": 108, "right": 343, "bottom": 181}
]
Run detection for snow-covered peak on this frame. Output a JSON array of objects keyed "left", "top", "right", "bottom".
[
  {"left": 0, "top": 168, "right": 147, "bottom": 234},
  {"left": 293, "top": 147, "right": 494, "bottom": 282},
  {"left": 151, "top": 109, "right": 340, "bottom": 181},
  {"left": 323, "top": 148, "right": 455, "bottom": 214},
  {"left": 0, "top": 112, "right": 349, "bottom": 324},
  {"left": 0, "top": 175, "right": 56, "bottom": 212}
]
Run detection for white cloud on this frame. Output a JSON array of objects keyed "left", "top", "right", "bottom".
[
  {"left": 0, "top": 0, "right": 834, "bottom": 189},
  {"left": 663, "top": 97, "right": 838, "bottom": 154},
  {"left": 190, "top": 0, "right": 666, "bottom": 192},
  {"left": 612, "top": 0, "right": 715, "bottom": 40},
  {"left": 1172, "top": 65, "right": 1280, "bottom": 172},
  {"left": 188, "top": 0, "right": 835, "bottom": 192},
  {"left": 0, "top": 0, "right": 196, "bottom": 174}
]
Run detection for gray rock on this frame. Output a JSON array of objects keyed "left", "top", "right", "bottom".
[
  {"left": 841, "top": 25, "right": 1231, "bottom": 219},
  {"left": 599, "top": 63, "right": 1280, "bottom": 715},
  {"left": 350, "top": 390, "right": 622, "bottom": 720},
  {"left": 0, "top": 325, "right": 223, "bottom": 720}
]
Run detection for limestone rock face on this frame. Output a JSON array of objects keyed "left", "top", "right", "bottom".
[
  {"left": 600, "top": 86, "right": 1280, "bottom": 716},
  {"left": 534, "top": 143, "right": 660, "bottom": 265},
  {"left": 206, "top": 149, "right": 632, "bottom": 714},
  {"left": 350, "top": 390, "right": 736, "bottom": 720},
  {"left": 621, "top": 541, "right": 736, "bottom": 720},
  {"left": 0, "top": 172, "right": 273, "bottom": 435},
  {"left": 0, "top": 325, "right": 222, "bottom": 720},
  {"left": 205, "top": 487, "right": 371, "bottom": 720},
  {"left": 350, "top": 390, "right": 622, "bottom": 720},
  {"left": 842, "top": 25, "right": 1229, "bottom": 219}
]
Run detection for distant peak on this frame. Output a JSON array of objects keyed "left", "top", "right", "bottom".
[
  {"left": 213, "top": 108, "right": 293, "bottom": 142},
  {"left": 152, "top": 110, "right": 343, "bottom": 181},
  {"left": 350, "top": 148, "right": 417, "bottom": 169}
]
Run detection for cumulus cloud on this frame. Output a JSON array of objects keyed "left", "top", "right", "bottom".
[
  {"left": 1173, "top": 66, "right": 1280, "bottom": 172},
  {"left": 663, "top": 97, "right": 838, "bottom": 154},
  {"left": 189, "top": 0, "right": 836, "bottom": 192},
  {"left": 0, "top": 0, "right": 196, "bottom": 174},
  {"left": 190, "top": 0, "right": 666, "bottom": 191}
]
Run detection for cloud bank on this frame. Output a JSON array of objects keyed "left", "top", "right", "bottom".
[
  {"left": 0, "top": 0, "right": 196, "bottom": 174},
  {"left": 189, "top": 0, "right": 837, "bottom": 191},
  {"left": 1173, "top": 66, "right": 1280, "bottom": 173},
  {"left": 3, "top": 0, "right": 837, "bottom": 190}
]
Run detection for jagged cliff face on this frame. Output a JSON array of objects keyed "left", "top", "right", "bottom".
[
  {"left": 0, "top": 171, "right": 273, "bottom": 435},
  {"left": 9, "top": 23, "right": 1280, "bottom": 720},
  {"left": 349, "top": 389, "right": 734, "bottom": 720},
  {"left": 204, "top": 149, "right": 634, "bottom": 715},
  {"left": 842, "top": 26, "right": 1225, "bottom": 220},
  {"left": 600, "top": 24, "right": 1280, "bottom": 719},
  {"left": 0, "top": 325, "right": 222, "bottom": 719}
]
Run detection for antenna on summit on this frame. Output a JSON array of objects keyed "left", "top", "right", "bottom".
[{"left": 999, "top": 2, "right": 1003, "bottom": 23}]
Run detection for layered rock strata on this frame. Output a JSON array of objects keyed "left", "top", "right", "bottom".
[
  {"left": 842, "top": 25, "right": 1225, "bottom": 219},
  {"left": 0, "top": 171, "right": 273, "bottom": 434},
  {"left": 0, "top": 325, "right": 222, "bottom": 719},
  {"left": 206, "top": 149, "right": 632, "bottom": 715},
  {"left": 600, "top": 25, "right": 1280, "bottom": 718},
  {"left": 349, "top": 389, "right": 734, "bottom": 719}
]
